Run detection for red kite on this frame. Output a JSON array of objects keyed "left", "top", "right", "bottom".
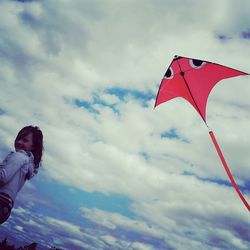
[{"left": 155, "top": 55, "right": 250, "bottom": 212}]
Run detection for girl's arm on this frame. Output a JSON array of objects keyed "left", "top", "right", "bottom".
[{"left": 0, "top": 152, "right": 28, "bottom": 185}]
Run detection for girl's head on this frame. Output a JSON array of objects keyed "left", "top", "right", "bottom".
[{"left": 15, "top": 126, "right": 44, "bottom": 168}]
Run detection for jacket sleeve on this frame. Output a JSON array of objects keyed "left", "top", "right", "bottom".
[{"left": 0, "top": 152, "right": 28, "bottom": 185}]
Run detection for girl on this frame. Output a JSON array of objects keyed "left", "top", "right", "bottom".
[{"left": 0, "top": 126, "right": 43, "bottom": 224}]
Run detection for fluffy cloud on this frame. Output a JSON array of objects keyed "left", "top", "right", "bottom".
[{"left": 1, "top": 0, "right": 250, "bottom": 249}]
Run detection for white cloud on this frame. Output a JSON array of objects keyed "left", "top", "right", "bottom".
[
  {"left": 80, "top": 203, "right": 250, "bottom": 250},
  {"left": 45, "top": 216, "right": 83, "bottom": 237},
  {"left": 81, "top": 206, "right": 163, "bottom": 237},
  {"left": 14, "top": 225, "right": 24, "bottom": 232},
  {"left": 130, "top": 242, "right": 156, "bottom": 250},
  {"left": 1, "top": 0, "right": 250, "bottom": 249}
]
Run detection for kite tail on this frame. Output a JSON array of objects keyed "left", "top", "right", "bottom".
[{"left": 209, "top": 130, "right": 250, "bottom": 212}]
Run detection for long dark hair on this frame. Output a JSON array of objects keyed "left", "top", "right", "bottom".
[{"left": 15, "top": 126, "right": 44, "bottom": 168}]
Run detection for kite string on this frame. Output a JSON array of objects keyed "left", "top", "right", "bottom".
[{"left": 209, "top": 130, "right": 250, "bottom": 212}]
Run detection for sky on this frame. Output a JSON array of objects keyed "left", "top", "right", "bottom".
[{"left": 0, "top": 0, "right": 250, "bottom": 249}]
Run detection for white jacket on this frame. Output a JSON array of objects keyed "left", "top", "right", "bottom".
[{"left": 0, "top": 150, "right": 36, "bottom": 202}]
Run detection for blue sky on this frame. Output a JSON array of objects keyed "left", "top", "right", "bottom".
[{"left": 1, "top": 0, "right": 250, "bottom": 249}]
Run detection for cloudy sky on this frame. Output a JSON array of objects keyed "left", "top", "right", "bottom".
[{"left": 0, "top": 0, "right": 250, "bottom": 249}]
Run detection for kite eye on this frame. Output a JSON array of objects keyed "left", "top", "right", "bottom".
[
  {"left": 189, "top": 59, "right": 206, "bottom": 69},
  {"left": 164, "top": 67, "right": 174, "bottom": 79}
]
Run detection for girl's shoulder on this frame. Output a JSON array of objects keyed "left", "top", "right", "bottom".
[{"left": 5, "top": 150, "right": 33, "bottom": 164}]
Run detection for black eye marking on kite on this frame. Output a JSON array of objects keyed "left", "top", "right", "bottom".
[
  {"left": 189, "top": 59, "right": 206, "bottom": 69},
  {"left": 164, "top": 67, "right": 174, "bottom": 79}
]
